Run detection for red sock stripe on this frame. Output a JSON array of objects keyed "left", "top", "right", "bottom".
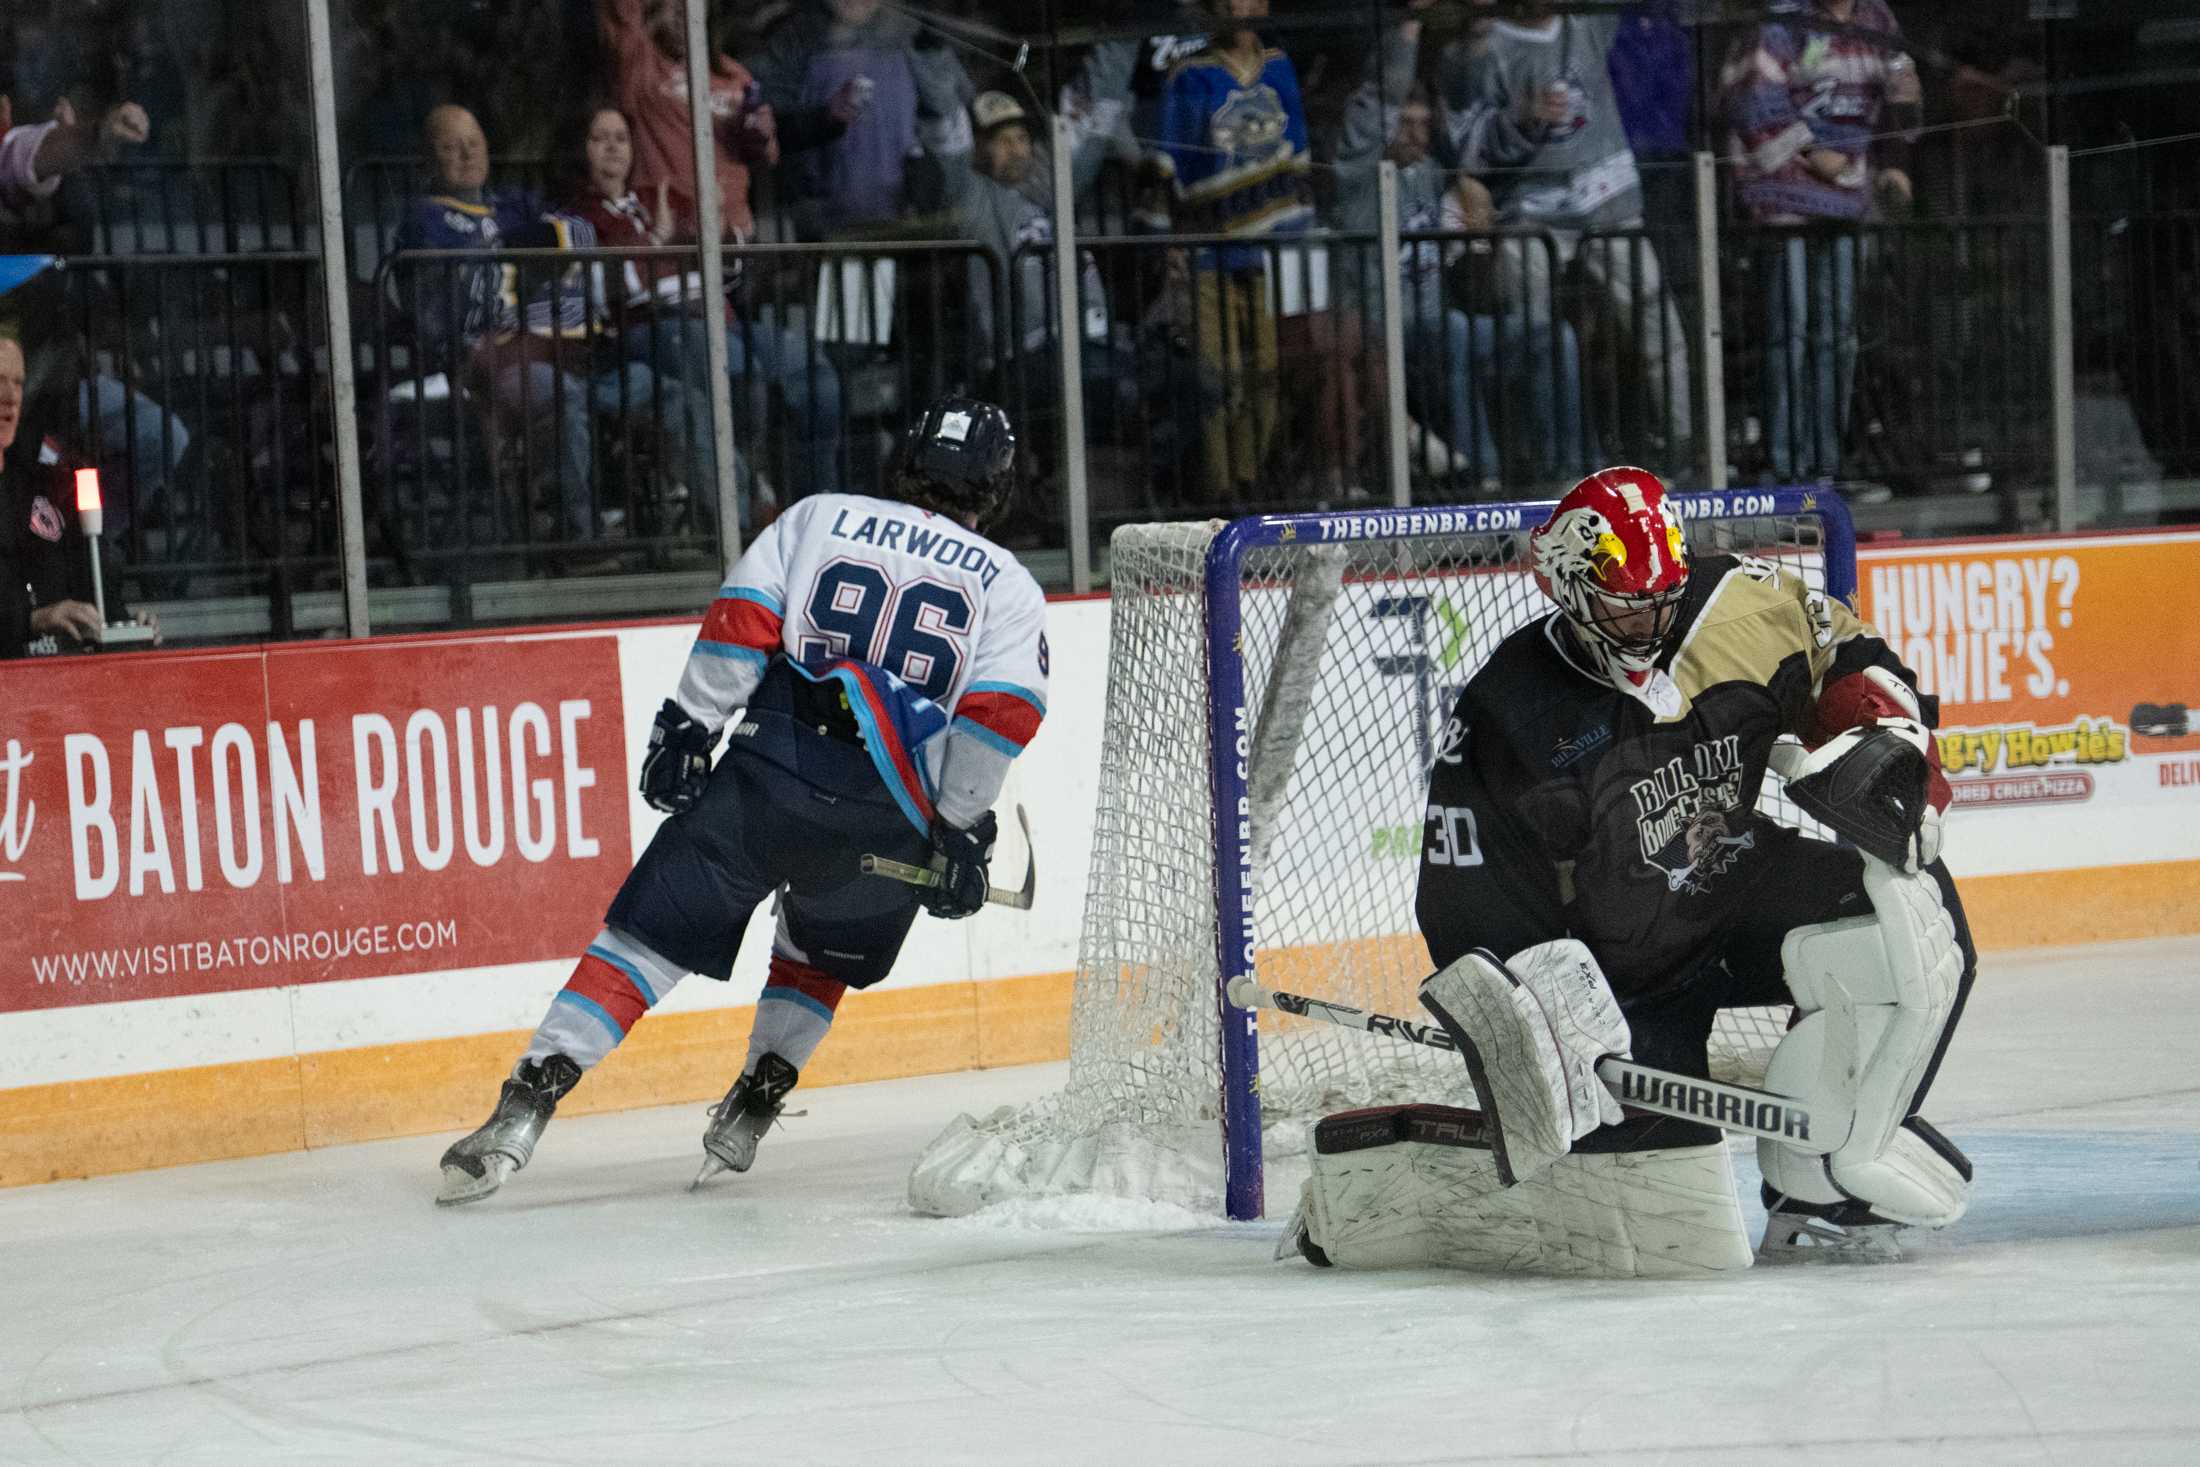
[
  {"left": 766, "top": 956, "right": 847, "bottom": 1012},
  {"left": 698, "top": 595, "right": 783, "bottom": 653},
  {"left": 565, "top": 953, "right": 651, "bottom": 1036}
]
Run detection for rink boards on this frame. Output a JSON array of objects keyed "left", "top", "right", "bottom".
[{"left": 3, "top": 528, "right": 2197, "bottom": 1186}]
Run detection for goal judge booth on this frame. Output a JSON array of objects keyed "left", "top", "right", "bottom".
[
  {"left": 1287, "top": 467, "right": 1975, "bottom": 1273},
  {"left": 437, "top": 396, "right": 1048, "bottom": 1204}
]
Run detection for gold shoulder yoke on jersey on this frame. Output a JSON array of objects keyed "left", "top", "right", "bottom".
[{"left": 1666, "top": 565, "right": 1818, "bottom": 703}]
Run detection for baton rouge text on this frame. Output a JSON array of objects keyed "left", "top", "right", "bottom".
[{"left": 60, "top": 701, "right": 603, "bottom": 901}]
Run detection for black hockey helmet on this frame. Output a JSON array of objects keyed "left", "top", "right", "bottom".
[{"left": 887, "top": 395, "right": 1018, "bottom": 529}]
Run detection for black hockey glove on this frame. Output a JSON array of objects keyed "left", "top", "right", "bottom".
[
  {"left": 639, "top": 699, "right": 714, "bottom": 814},
  {"left": 920, "top": 811, "right": 997, "bottom": 920}
]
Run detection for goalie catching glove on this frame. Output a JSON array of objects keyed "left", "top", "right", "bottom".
[
  {"left": 1418, "top": 940, "right": 1630, "bottom": 1184},
  {"left": 1777, "top": 667, "right": 1952, "bottom": 873}
]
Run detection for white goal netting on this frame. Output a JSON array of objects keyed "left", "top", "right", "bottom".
[{"left": 910, "top": 504, "right": 1841, "bottom": 1218}]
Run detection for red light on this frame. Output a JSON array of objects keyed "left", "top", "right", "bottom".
[{"left": 75, "top": 467, "right": 102, "bottom": 513}]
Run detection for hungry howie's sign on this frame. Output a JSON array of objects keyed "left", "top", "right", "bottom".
[
  {"left": 1859, "top": 533, "right": 2200, "bottom": 818},
  {"left": 0, "top": 636, "right": 630, "bottom": 1013}
]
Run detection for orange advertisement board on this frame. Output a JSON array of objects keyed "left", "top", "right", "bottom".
[{"left": 1857, "top": 532, "right": 2200, "bottom": 834}]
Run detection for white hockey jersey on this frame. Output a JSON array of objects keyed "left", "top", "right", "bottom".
[{"left": 673, "top": 493, "right": 1050, "bottom": 833}]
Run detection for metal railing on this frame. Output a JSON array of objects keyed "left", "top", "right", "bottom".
[
  {"left": 1720, "top": 219, "right": 2054, "bottom": 502},
  {"left": 22, "top": 151, "right": 2200, "bottom": 641},
  {"left": 74, "top": 161, "right": 308, "bottom": 256},
  {"left": 41, "top": 252, "right": 340, "bottom": 637},
  {"left": 2075, "top": 207, "right": 2200, "bottom": 488},
  {"left": 365, "top": 239, "right": 1003, "bottom": 611}
]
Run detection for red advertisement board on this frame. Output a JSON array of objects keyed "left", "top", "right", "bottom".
[{"left": 0, "top": 635, "right": 631, "bottom": 1013}]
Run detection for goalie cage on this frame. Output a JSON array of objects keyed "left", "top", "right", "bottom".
[{"left": 909, "top": 489, "right": 1859, "bottom": 1222}]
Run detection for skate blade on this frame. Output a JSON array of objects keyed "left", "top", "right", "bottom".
[
  {"left": 1757, "top": 1217, "right": 1905, "bottom": 1265},
  {"left": 689, "top": 1156, "right": 730, "bottom": 1191},
  {"left": 436, "top": 1155, "right": 513, "bottom": 1207}
]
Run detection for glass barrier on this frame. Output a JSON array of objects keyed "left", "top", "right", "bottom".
[{"left": 4, "top": 0, "right": 2194, "bottom": 652}]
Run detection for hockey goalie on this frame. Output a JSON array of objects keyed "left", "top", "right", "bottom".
[{"left": 1286, "top": 468, "right": 1975, "bottom": 1275}]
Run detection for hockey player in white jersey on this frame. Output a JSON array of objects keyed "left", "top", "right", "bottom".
[{"left": 439, "top": 397, "right": 1049, "bottom": 1204}]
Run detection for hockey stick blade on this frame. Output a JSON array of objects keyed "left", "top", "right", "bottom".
[
  {"left": 1225, "top": 975, "right": 1836, "bottom": 1152},
  {"left": 859, "top": 805, "right": 1036, "bottom": 910}
]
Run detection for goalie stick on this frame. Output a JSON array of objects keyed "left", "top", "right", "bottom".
[
  {"left": 1224, "top": 974, "right": 1839, "bottom": 1152},
  {"left": 860, "top": 805, "right": 1037, "bottom": 911}
]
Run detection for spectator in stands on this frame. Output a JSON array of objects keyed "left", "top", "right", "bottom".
[
  {"left": 564, "top": 102, "right": 848, "bottom": 521},
  {"left": 1441, "top": 0, "right": 1693, "bottom": 471},
  {"left": 1440, "top": 172, "right": 1593, "bottom": 486},
  {"left": 1129, "top": 2, "right": 1214, "bottom": 231},
  {"left": 1159, "top": 0, "right": 1314, "bottom": 505},
  {"left": 1723, "top": 0, "right": 1919, "bottom": 484},
  {"left": 1334, "top": 8, "right": 1587, "bottom": 494},
  {"left": 933, "top": 59, "right": 1147, "bottom": 458},
  {"left": 598, "top": 0, "right": 779, "bottom": 246},
  {"left": 748, "top": 0, "right": 972, "bottom": 237},
  {"left": 0, "top": 325, "right": 158, "bottom": 655},
  {"left": 1607, "top": 0, "right": 1698, "bottom": 293},
  {"left": 1, "top": 92, "right": 190, "bottom": 540},
  {"left": 394, "top": 104, "right": 663, "bottom": 547}
]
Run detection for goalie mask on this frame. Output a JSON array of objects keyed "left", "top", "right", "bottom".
[{"left": 1530, "top": 467, "right": 1691, "bottom": 677}]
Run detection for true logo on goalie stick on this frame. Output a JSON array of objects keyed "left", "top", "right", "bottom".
[{"left": 1617, "top": 1070, "right": 1810, "bottom": 1141}]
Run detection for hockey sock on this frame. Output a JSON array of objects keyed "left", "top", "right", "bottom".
[
  {"left": 527, "top": 928, "right": 690, "bottom": 1070},
  {"left": 743, "top": 954, "right": 847, "bottom": 1075}
]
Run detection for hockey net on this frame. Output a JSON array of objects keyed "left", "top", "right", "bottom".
[{"left": 910, "top": 493, "right": 1854, "bottom": 1219}]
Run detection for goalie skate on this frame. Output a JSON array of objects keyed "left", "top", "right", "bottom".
[
  {"left": 1759, "top": 1194, "right": 1906, "bottom": 1265},
  {"left": 437, "top": 1054, "right": 580, "bottom": 1206},
  {"left": 692, "top": 1052, "right": 800, "bottom": 1189}
]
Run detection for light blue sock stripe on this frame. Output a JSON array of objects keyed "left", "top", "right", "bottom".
[
  {"left": 760, "top": 986, "right": 837, "bottom": 1023},
  {"left": 718, "top": 585, "right": 785, "bottom": 615},
  {"left": 693, "top": 641, "right": 770, "bottom": 663},
  {"left": 967, "top": 679, "right": 1046, "bottom": 715},
  {"left": 586, "top": 943, "right": 659, "bottom": 1007},
  {"left": 553, "top": 989, "right": 627, "bottom": 1044},
  {"left": 951, "top": 716, "right": 1023, "bottom": 757}
]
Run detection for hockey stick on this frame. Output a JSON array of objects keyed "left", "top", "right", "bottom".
[
  {"left": 860, "top": 804, "right": 1037, "bottom": 911},
  {"left": 1225, "top": 975, "right": 1838, "bottom": 1152}
]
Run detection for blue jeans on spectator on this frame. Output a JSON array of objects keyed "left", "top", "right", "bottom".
[
  {"left": 1765, "top": 233, "right": 1858, "bottom": 481},
  {"left": 490, "top": 357, "right": 662, "bottom": 542},
  {"left": 1409, "top": 307, "right": 1589, "bottom": 485},
  {"left": 630, "top": 313, "right": 845, "bottom": 505},
  {"left": 78, "top": 376, "right": 190, "bottom": 536}
]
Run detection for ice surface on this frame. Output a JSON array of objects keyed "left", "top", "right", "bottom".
[{"left": 6, "top": 936, "right": 2200, "bottom": 1466}]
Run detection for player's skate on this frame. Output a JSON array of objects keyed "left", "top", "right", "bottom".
[
  {"left": 437, "top": 1054, "right": 582, "bottom": 1206},
  {"left": 1758, "top": 1190, "right": 1906, "bottom": 1264},
  {"left": 692, "top": 1052, "right": 799, "bottom": 1189}
]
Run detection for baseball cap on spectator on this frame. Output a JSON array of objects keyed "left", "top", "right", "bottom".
[{"left": 972, "top": 92, "right": 1027, "bottom": 135}]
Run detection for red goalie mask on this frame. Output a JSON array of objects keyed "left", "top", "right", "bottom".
[{"left": 1529, "top": 467, "right": 1691, "bottom": 674}]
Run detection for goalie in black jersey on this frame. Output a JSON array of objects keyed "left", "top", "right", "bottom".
[{"left": 1291, "top": 469, "right": 1975, "bottom": 1273}]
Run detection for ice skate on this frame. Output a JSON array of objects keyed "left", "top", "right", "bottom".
[
  {"left": 437, "top": 1054, "right": 581, "bottom": 1206},
  {"left": 1757, "top": 1192, "right": 1906, "bottom": 1265},
  {"left": 692, "top": 1052, "right": 799, "bottom": 1189}
]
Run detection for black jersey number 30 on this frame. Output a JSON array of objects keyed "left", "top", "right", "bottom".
[{"left": 1424, "top": 804, "right": 1483, "bottom": 867}]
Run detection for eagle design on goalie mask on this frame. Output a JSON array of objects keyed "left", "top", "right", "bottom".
[{"left": 1530, "top": 468, "right": 1691, "bottom": 678}]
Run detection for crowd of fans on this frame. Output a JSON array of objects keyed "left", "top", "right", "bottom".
[{"left": 0, "top": 0, "right": 2179, "bottom": 653}]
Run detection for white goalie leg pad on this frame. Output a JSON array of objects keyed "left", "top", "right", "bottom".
[
  {"left": 1418, "top": 942, "right": 1629, "bottom": 1184},
  {"left": 1298, "top": 1105, "right": 1752, "bottom": 1277},
  {"left": 1759, "top": 857, "right": 1969, "bottom": 1227}
]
